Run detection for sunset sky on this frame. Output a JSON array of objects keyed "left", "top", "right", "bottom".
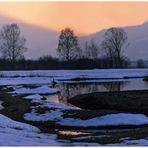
[{"left": 0, "top": 2, "right": 148, "bottom": 35}]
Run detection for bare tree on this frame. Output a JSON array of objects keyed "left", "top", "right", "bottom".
[
  {"left": 101, "top": 41, "right": 114, "bottom": 67},
  {"left": 83, "top": 41, "right": 89, "bottom": 58},
  {"left": 0, "top": 24, "right": 27, "bottom": 63},
  {"left": 88, "top": 39, "right": 99, "bottom": 59},
  {"left": 101, "top": 27, "right": 128, "bottom": 68},
  {"left": 57, "top": 28, "right": 81, "bottom": 61},
  {"left": 84, "top": 39, "right": 99, "bottom": 59}
]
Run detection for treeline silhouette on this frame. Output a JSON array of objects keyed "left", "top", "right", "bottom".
[
  {"left": 0, "top": 56, "right": 130, "bottom": 70},
  {"left": 0, "top": 24, "right": 144, "bottom": 70}
]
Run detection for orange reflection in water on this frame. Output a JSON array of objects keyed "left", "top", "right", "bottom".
[
  {"left": 45, "top": 94, "right": 81, "bottom": 109},
  {"left": 59, "top": 130, "right": 90, "bottom": 136}
]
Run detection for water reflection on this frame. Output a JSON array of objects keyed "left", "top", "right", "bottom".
[
  {"left": 102, "top": 81, "right": 129, "bottom": 92},
  {"left": 46, "top": 81, "right": 129, "bottom": 105},
  {"left": 58, "top": 130, "right": 90, "bottom": 136},
  {"left": 144, "top": 80, "right": 148, "bottom": 88},
  {"left": 46, "top": 79, "right": 148, "bottom": 107},
  {"left": 57, "top": 81, "right": 129, "bottom": 101}
]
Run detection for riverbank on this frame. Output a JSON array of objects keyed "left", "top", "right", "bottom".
[
  {"left": 2, "top": 86, "right": 148, "bottom": 145},
  {"left": 0, "top": 87, "right": 58, "bottom": 134},
  {"left": 69, "top": 90, "right": 148, "bottom": 115}
]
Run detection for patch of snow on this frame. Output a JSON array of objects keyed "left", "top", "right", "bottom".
[
  {"left": 0, "top": 114, "right": 62, "bottom": 146},
  {"left": 119, "top": 137, "right": 131, "bottom": 141},
  {"left": 1, "top": 112, "right": 148, "bottom": 146},
  {"left": 24, "top": 94, "right": 77, "bottom": 109},
  {"left": 24, "top": 94, "right": 43, "bottom": 103},
  {"left": 24, "top": 109, "right": 63, "bottom": 122},
  {"left": 25, "top": 94, "right": 43, "bottom": 100},
  {"left": 24, "top": 101, "right": 79, "bottom": 122},
  {"left": 23, "top": 91, "right": 78, "bottom": 122},
  {"left": 0, "top": 77, "right": 55, "bottom": 86},
  {"left": 121, "top": 138, "right": 148, "bottom": 146},
  {"left": 63, "top": 142, "right": 100, "bottom": 146},
  {"left": 107, "top": 138, "right": 148, "bottom": 146},
  {"left": 58, "top": 113, "right": 148, "bottom": 127},
  {"left": 0, "top": 114, "right": 39, "bottom": 132},
  {"left": 12, "top": 85, "right": 57, "bottom": 95},
  {"left": 43, "top": 101, "right": 79, "bottom": 110}
]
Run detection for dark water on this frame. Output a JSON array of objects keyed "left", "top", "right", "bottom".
[{"left": 46, "top": 78, "right": 148, "bottom": 105}]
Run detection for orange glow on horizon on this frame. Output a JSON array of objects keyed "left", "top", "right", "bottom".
[{"left": 0, "top": 2, "right": 148, "bottom": 35}]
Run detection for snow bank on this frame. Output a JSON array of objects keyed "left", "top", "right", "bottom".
[
  {"left": 12, "top": 85, "right": 57, "bottom": 95},
  {"left": 25, "top": 94, "right": 43, "bottom": 100},
  {"left": 0, "top": 114, "right": 101, "bottom": 146},
  {"left": 24, "top": 94, "right": 44, "bottom": 103},
  {"left": 1, "top": 113, "right": 148, "bottom": 146},
  {"left": 0, "top": 114, "right": 61, "bottom": 146},
  {"left": 0, "top": 77, "right": 54, "bottom": 86},
  {"left": 25, "top": 109, "right": 63, "bottom": 122},
  {"left": 107, "top": 138, "right": 148, "bottom": 146},
  {"left": 58, "top": 113, "right": 148, "bottom": 127},
  {"left": 0, "top": 114, "right": 39, "bottom": 132}
]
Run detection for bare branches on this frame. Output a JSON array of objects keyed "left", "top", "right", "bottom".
[
  {"left": 101, "top": 27, "right": 128, "bottom": 68},
  {"left": 0, "top": 24, "right": 27, "bottom": 63},
  {"left": 84, "top": 39, "right": 100, "bottom": 59},
  {"left": 57, "top": 28, "right": 81, "bottom": 61}
]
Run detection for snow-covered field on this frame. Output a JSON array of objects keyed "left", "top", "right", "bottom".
[
  {"left": 0, "top": 69, "right": 147, "bottom": 86},
  {"left": 1, "top": 112, "right": 148, "bottom": 146},
  {"left": 0, "top": 113, "right": 102, "bottom": 146},
  {"left": 22, "top": 91, "right": 148, "bottom": 127},
  {"left": 5, "top": 69, "right": 148, "bottom": 127},
  {"left": 1, "top": 69, "right": 148, "bottom": 146},
  {"left": 0, "top": 69, "right": 147, "bottom": 78}
]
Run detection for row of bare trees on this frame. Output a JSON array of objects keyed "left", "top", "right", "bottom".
[
  {"left": 57, "top": 27, "right": 129, "bottom": 68},
  {"left": 84, "top": 39, "right": 100, "bottom": 60},
  {"left": 0, "top": 23, "right": 129, "bottom": 68}
]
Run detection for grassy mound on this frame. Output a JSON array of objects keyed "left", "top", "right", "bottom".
[{"left": 69, "top": 90, "right": 148, "bottom": 115}]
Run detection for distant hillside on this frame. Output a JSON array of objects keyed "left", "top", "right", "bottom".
[
  {"left": 0, "top": 15, "right": 59, "bottom": 59},
  {"left": 19, "top": 23, "right": 59, "bottom": 59},
  {"left": 0, "top": 15, "right": 148, "bottom": 60},
  {"left": 80, "top": 22, "right": 148, "bottom": 61}
]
